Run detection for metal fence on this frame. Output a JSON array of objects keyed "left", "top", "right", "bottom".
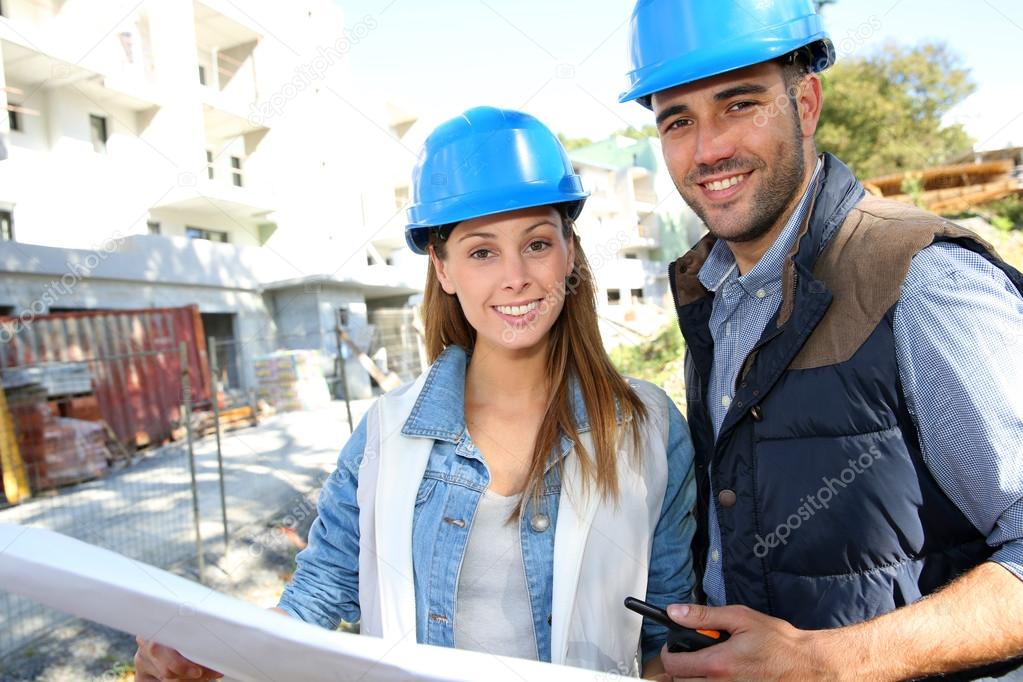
[
  {"left": 367, "top": 307, "right": 427, "bottom": 384},
  {"left": 0, "top": 309, "right": 426, "bottom": 664},
  {"left": 0, "top": 340, "right": 214, "bottom": 658}
]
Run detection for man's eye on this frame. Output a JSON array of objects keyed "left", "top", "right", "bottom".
[
  {"left": 664, "top": 118, "right": 691, "bottom": 132},
  {"left": 729, "top": 101, "right": 757, "bottom": 112}
]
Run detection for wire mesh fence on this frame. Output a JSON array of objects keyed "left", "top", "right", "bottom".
[
  {"left": 0, "top": 304, "right": 426, "bottom": 664},
  {"left": 0, "top": 344, "right": 206, "bottom": 657}
]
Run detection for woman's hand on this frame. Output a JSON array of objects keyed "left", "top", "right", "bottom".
[{"left": 133, "top": 636, "right": 223, "bottom": 681}]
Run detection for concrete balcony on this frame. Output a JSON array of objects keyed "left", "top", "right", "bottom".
[
  {"left": 1, "top": 37, "right": 160, "bottom": 112},
  {"left": 194, "top": 0, "right": 262, "bottom": 47},
  {"left": 154, "top": 177, "right": 277, "bottom": 238},
  {"left": 619, "top": 219, "right": 661, "bottom": 251},
  {"left": 193, "top": 0, "right": 262, "bottom": 134},
  {"left": 0, "top": 3, "right": 161, "bottom": 110}
]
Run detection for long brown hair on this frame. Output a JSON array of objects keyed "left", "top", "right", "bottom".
[{"left": 421, "top": 206, "right": 648, "bottom": 508}]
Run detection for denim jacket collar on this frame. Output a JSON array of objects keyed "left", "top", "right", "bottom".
[{"left": 401, "top": 345, "right": 593, "bottom": 445}]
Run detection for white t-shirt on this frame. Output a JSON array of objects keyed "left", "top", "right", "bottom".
[{"left": 453, "top": 489, "right": 538, "bottom": 661}]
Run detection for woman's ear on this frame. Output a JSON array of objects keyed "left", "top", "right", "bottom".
[{"left": 429, "top": 245, "right": 457, "bottom": 295}]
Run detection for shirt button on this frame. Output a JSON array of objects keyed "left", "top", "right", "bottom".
[
  {"left": 530, "top": 514, "right": 550, "bottom": 533},
  {"left": 721, "top": 395, "right": 731, "bottom": 408},
  {"left": 711, "top": 550, "right": 720, "bottom": 563},
  {"left": 718, "top": 489, "right": 737, "bottom": 508},
  {"left": 756, "top": 288, "right": 766, "bottom": 298}
]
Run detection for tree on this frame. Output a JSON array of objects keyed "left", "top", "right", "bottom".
[
  {"left": 816, "top": 42, "right": 976, "bottom": 179},
  {"left": 616, "top": 124, "right": 659, "bottom": 140},
  {"left": 558, "top": 125, "right": 658, "bottom": 151},
  {"left": 558, "top": 132, "right": 592, "bottom": 151}
]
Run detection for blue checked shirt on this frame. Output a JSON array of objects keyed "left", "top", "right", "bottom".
[{"left": 698, "top": 160, "right": 1023, "bottom": 605}]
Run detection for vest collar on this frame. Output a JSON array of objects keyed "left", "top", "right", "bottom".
[{"left": 671, "top": 154, "right": 865, "bottom": 321}]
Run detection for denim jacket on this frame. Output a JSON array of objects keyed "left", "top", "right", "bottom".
[{"left": 278, "top": 346, "right": 697, "bottom": 671}]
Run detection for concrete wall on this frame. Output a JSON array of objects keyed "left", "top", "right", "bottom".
[{"left": 268, "top": 284, "right": 373, "bottom": 399}]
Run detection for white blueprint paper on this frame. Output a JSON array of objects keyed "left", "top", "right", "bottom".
[{"left": 0, "top": 524, "right": 606, "bottom": 682}]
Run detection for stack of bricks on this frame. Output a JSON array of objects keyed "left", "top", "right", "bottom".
[
  {"left": 253, "top": 350, "right": 331, "bottom": 413},
  {"left": 5, "top": 384, "right": 109, "bottom": 491}
]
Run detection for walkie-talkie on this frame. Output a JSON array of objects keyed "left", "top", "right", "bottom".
[{"left": 624, "top": 596, "right": 730, "bottom": 653}]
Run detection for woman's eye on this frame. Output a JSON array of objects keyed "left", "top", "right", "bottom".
[
  {"left": 470, "top": 248, "right": 492, "bottom": 260},
  {"left": 528, "top": 240, "right": 551, "bottom": 253}
]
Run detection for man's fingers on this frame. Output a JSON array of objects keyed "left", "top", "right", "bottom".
[
  {"left": 660, "top": 642, "right": 717, "bottom": 680},
  {"left": 135, "top": 637, "right": 222, "bottom": 680},
  {"left": 666, "top": 602, "right": 749, "bottom": 632}
]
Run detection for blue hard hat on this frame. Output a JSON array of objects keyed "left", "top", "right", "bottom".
[
  {"left": 404, "top": 106, "right": 588, "bottom": 255},
  {"left": 619, "top": 0, "right": 836, "bottom": 109}
]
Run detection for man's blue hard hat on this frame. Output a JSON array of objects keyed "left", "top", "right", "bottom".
[
  {"left": 619, "top": 0, "right": 836, "bottom": 109},
  {"left": 404, "top": 106, "right": 588, "bottom": 255}
]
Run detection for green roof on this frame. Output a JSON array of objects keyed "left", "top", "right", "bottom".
[{"left": 569, "top": 136, "right": 659, "bottom": 172}]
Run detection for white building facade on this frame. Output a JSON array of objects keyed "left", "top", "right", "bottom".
[
  {"left": 0, "top": 0, "right": 427, "bottom": 397},
  {"left": 570, "top": 135, "right": 703, "bottom": 342}
]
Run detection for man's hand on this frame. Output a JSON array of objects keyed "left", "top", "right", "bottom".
[
  {"left": 659, "top": 603, "right": 828, "bottom": 681},
  {"left": 134, "top": 636, "right": 223, "bottom": 681}
]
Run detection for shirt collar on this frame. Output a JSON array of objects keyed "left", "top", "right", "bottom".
[
  {"left": 697, "top": 158, "right": 823, "bottom": 295},
  {"left": 402, "top": 345, "right": 592, "bottom": 442}
]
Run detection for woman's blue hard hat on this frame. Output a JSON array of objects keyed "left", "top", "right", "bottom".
[{"left": 405, "top": 106, "right": 588, "bottom": 255}]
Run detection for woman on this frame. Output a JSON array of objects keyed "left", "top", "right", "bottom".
[{"left": 135, "top": 107, "right": 696, "bottom": 680}]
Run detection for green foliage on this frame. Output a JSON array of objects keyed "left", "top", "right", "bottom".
[
  {"left": 559, "top": 125, "right": 659, "bottom": 152},
  {"left": 986, "top": 195, "right": 1023, "bottom": 231},
  {"left": 899, "top": 172, "right": 925, "bottom": 208},
  {"left": 558, "top": 132, "right": 593, "bottom": 151},
  {"left": 610, "top": 323, "right": 687, "bottom": 410},
  {"left": 817, "top": 42, "right": 976, "bottom": 179},
  {"left": 615, "top": 124, "right": 659, "bottom": 140}
]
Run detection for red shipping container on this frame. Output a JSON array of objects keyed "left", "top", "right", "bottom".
[{"left": 0, "top": 306, "right": 211, "bottom": 449}]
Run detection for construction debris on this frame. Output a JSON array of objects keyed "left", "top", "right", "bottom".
[
  {"left": 193, "top": 405, "right": 259, "bottom": 437},
  {"left": 338, "top": 329, "right": 403, "bottom": 391},
  {"left": 863, "top": 159, "right": 1022, "bottom": 214}
]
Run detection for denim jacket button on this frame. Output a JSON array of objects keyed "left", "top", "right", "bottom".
[{"left": 530, "top": 514, "right": 550, "bottom": 533}]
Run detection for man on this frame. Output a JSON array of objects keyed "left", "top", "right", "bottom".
[{"left": 619, "top": 1, "right": 1023, "bottom": 679}]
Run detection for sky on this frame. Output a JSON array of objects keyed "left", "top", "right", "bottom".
[{"left": 331, "top": 0, "right": 1023, "bottom": 152}]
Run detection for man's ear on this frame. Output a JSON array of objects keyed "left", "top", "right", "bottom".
[
  {"left": 796, "top": 73, "right": 823, "bottom": 139},
  {"left": 429, "top": 245, "right": 457, "bottom": 295}
]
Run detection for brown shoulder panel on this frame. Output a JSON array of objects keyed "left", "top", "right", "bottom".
[
  {"left": 788, "top": 195, "right": 992, "bottom": 370},
  {"left": 672, "top": 232, "right": 716, "bottom": 307}
]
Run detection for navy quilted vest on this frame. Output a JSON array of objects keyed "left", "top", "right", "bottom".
[{"left": 670, "top": 154, "right": 1023, "bottom": 680}]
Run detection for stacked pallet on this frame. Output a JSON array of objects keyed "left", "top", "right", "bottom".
[
  {"left": 5, "top": 384, "right": 109, "bottom": 491},
  {"left": 2, "top": 362, "right": 93, "bottom": 397},
  {"left": 863, "top": 160, "right": 1022, "bottom": 213},
  {"left": 253, "top": 350, "right": 331, "bottom": 413}
]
